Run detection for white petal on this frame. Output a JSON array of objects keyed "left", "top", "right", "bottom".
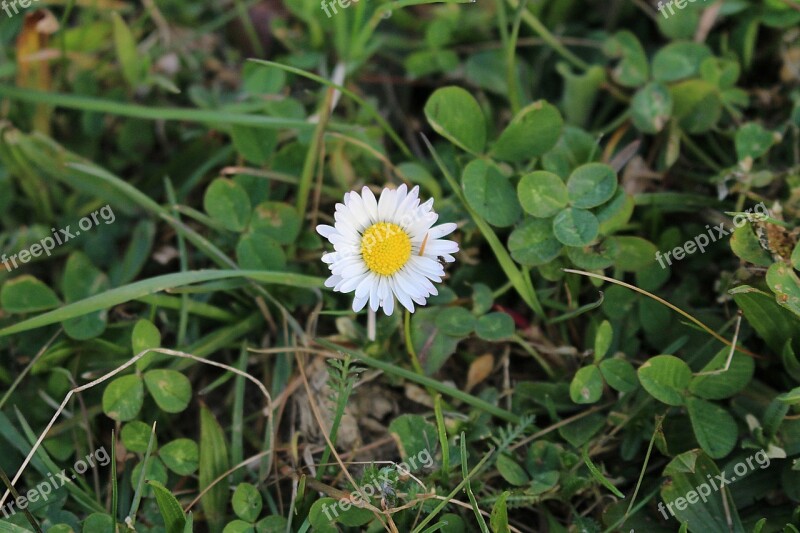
[
  {"left": 377, "top": 187, "right": 397, "bottom": 220},
  {"left": 362, "top": 186, "right": 379, "bottom": 223},
  {"left": 340, "top": 273, "right": 367, "bottom": 293},
  {"left": 369, "top": 280, "right": 380, "bottom": 312},
  {"left": 355, "top": 273, "right": 377, "bottom": 299},
  {"left": 324, "top": 275, "right": 342, "bottom": 288},
  {"left": 428, "top": 222, "right": 457, "bottom": 239},
  {"left": 316, "top": 224, "right": 337, "bottom": 239},
  {"left": 352, "top": 293, "right": 369, "bottom": 312}
]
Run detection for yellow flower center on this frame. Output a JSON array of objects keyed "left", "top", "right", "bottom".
[{"left": 360, "top": 222, "right": 411, "bottom": 276}]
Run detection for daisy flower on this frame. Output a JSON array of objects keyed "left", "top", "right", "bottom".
[{"left": 317, "top": 184, "right": 458, "bottom": 316}]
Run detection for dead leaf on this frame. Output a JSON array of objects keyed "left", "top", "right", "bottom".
[{"left": 465, "top": 353, "right": 495, "bottom": 393}]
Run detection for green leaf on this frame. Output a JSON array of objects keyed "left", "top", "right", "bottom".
[
  {"left": 236, "top": 233, "right": 286, "bottom": 271},
  {"left": 731, "top": 285, "right": 800, "bottom": 354},
  {"left": 389, "top": 414, "right": 438, "bottom": 460},
  {"left": 121, "top": 421, "right": 156, "bottom": 453},
  {"left": 637, "top": 355, "right": 691, "bottom": 406},
  {"left": 689, "top": 347, "right": 754, "bottom": 400},
  {"left": 670, "top": 80, "right": 722, "bottom": 134},
  {"left": 203, "top": 178, "right": 251, "bottom": 232},
  {"left": 435, "top": 307, "right": 476, "bottom": 337},
  {"left": 518, "top": 171, "right": 568, "bottom": 218},
  {"left": 489, "top": 491, "right": 510, "bottom": 533},
  {"left": 462, "top": 160, "right": 521, "bottom": 227},
  {"left": 495, "top": 454, "right": 529, "bottom": 486},
  {"left": 652, "top": 42, "right": 713, "bottom": 83},
  {"left": 200, "top": 405, "right": 230, "bottom": 532},
  {"left": 82, "top": 514, "right": 114, "bottom": 533},
  {"left": 131, "top": 456, "right": 168, "bottom": 494},
  {"left": 604, "top": 31, "right": 649, "bottom": 87},
  {"left": 411, "top": 307, "right": 460, "bottom": 375},
  {"left": 508, "top": 218, "right": 562, "bottom": 266},
  {"left": 144, "top": 369, "right": 192, "bottom": 413},
  {"left": 730, "top": 224, "right": 772, "bottom": 267},
  {"left": 582, "top": 447, "right": 624, "bottom": 498},
  {"left": 686, "top": 396, "right": 738, "bottom": 458},
  {"left": 599, "top": 358, "right": 638, "bottom": 393},
  {"left": 567, "top": 163, "right": 617, "bottom": 209},
  {"left": 552, "top": 208, "right": 599, "bottom": 247},
  {"left": 424, "top": 86, "right": 486, "bottom": 155},
  {"left": 631, "top": 82, "right": 673, "bottom": 134},
  {"left": 250, "top": 201, "right": 301, "bottom": 244},
  {"left": 59, "top": 253, "right": 109, "bottom": 339},
  {"left": 569, "top": 365, "right": 604, "bottom": 404},
  {"left": 231, "top": 125, "right": 278, "bottom": 165},
  {"left": 661, "top": 449, "right": 745, "bottom": 531},
  {"left": 594, "top": 320, "right": 613, "bottom": 361},
  {"left": 475, "top": 312, "right": 515, "bottom": 341},
  {"left": 1, "top": 275, "right": 60, "bottom": 313},
  {"left": 766, "top": 262, "right": 800, "bottom": 318},
  {"left": 148, "top": 480, "right": 187, "bottom": 533},
  {"left": 133, "top": 318, "right": 161, "bottom": 371},
  {"left": 735, "top": 122, "right": 776, "bottom": 161},
  {"left": 491, "top": 101, "right": 563, "bottom": 162},
  {"left": 112, "top": 12, "right": 145, "bottom": 86},
  {"left": 610, "top": 236, "right": 658, "bottom": 272},
  {"left": 160, "top": 438, "right": 199, "bottom": 476},
  {"left": 778, "top": 387, "right": 800, "bottom": 405},
  {"left": 102, "top": 374, "right": 144, "bottom": 421},
  {"left": 232, "top": 483, "right": 262, "bottom": 522}
]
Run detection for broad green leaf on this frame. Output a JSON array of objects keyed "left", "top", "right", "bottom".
[
  {"left": 160, "top": 438, "right": 199, "bottom": 476},
  {"left": 475, "top": 312, "right": 515, "bottom": 341},
  {"left": 144, "top": 369, "right": 192, "bottom": 413},
  {"left": 236, "top": 233, "right": 286, "bottom": 271},
  {"left": 495, "top": 454, "right": 529, "bottom": 486},
  {"left": 1, "top": 275, "right": 60, "bottom": 313},
  {"left": 508, "top": 218, "right": 562, "bottom": 266},
  {"left": 637, "top": 355, "right": 691, "bottom": 406},
  {"left": 102, "top": 374, "right": 144, "bottom": 421},
  {"left": 567, "top": 163, "right": 617, "bottom": 209},
  {"left": 388, "top": 414, "right": 437, "bottom": 460},
  {"left": 599, "top": 358, "right": 638, "bottom": 393},
  {"left": 491, "top": 101, "right": 562, "bottom": 162},
  {"left": 552, "top": 208, "right": 599, "bottom": 247},
  {"left": 61, "top": 252, "right": 110, "bottom": 340},
  {"left": 766, "top": 262, "right": 800, "bottom": 318},
  {"left": 203, "top": 178, "right": 251, "bottom": 232},
  {"left": 232, "top": 483, "right": 262, "bottom": 522},
  {"left": 112, "top": 12, "right": 145, "bottom": 86},
  {"left": 661, "top": 450, "right": 744, "bottom": 531},
  {"left": 424, "top": 86, "right": 486, "bottom": 154},
  {"left": 686, "top": 397, "right": 738, "bottom": 458},
  {"left": 631, "top": 82, "right": 673, "bottom": 134},
  {"left": 610, "top": 236, "right": 658, "bottom": 272},
  {"left": 731, "top": 285, "right": 800, "bottom": 354},
  {"left": 122, "top": 421, "right": 156, "bottom": 453},
  {"left": 652, "top": 42, "right": 713, "bottom": 83},
  {"left": 730, "top": 224, "right": 772, "bottom": 267},
  {"left": 435, "top": 307, "right": 476, "bottom": 337},
  {"left": 462, "top": 159, "right": 521, "bottom": 227},
  {"left": 489, "top": 491, "right": 510, "bottom": 533},
  {"left": 689, "top": 347, "right": 754, "bottom": 399},
  {"left": 200, "top": 406, "right": 230, "bottom": 532},
  {"left": 670, "top": 79, "right": 722, "bottom": 133},
  {"left": 604, "top": 31, "right": 649, "bottom": 87},
  {"left": 570, "top": 365, "right": 604, "bottom": 404},
  {"left": 251, "top": 202, "right": 301, "bottom": 244},
  {"left": 594, "top": 320, "right": 613, "bottom": 361},
  {"left": 82, "top": 514, "right": 114, "bottom": 533},
  {"left": 231, "top": 125, "right": 277, "bottom": 165},
  {"left": 133, "top": 318, "right": 161, "bottom": 371},
  {"left": 148, "top": 480, "right": 187, "bottom": 533},
  {"left": 735, "top": 122, "right": 776, "bottom": 161},
  {"left": 518, "top": 171, "right": 568, "bottom": 218}
]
